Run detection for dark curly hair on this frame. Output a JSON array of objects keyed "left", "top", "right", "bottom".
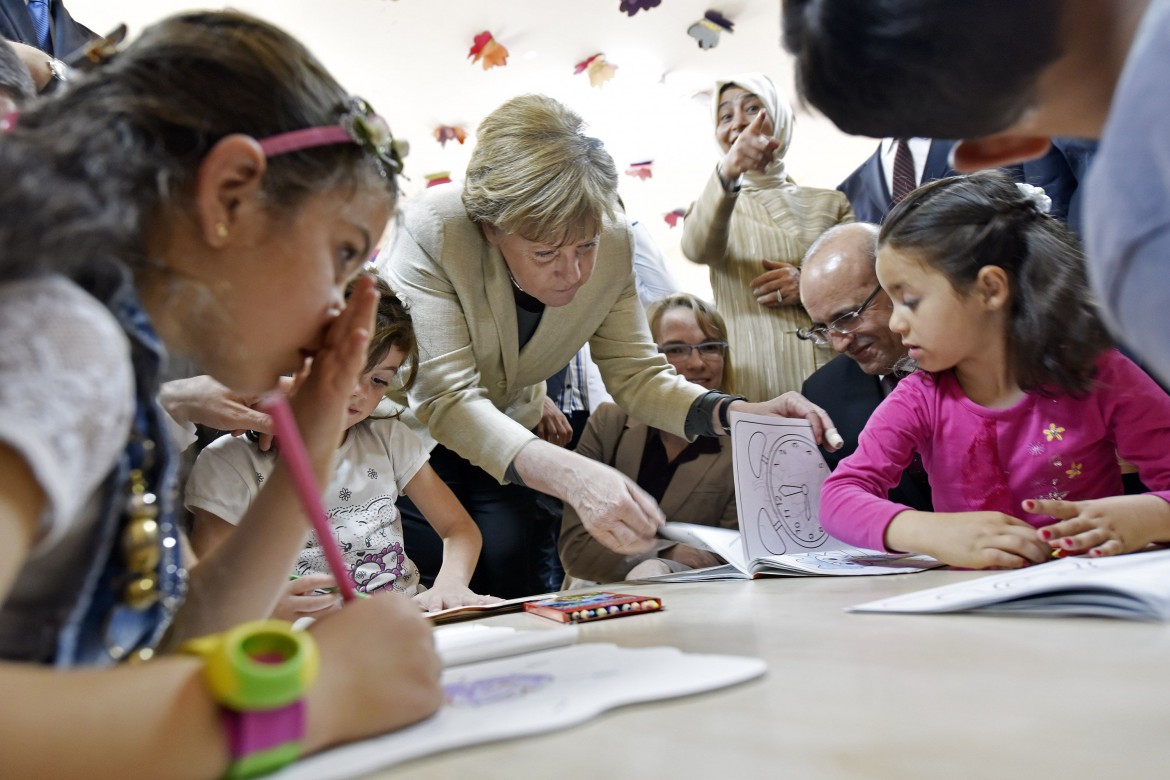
[
  {"left": 878, "top": 170, "right": 1112, "bottom": 395},
  {"left": 0, "top": 11, "right": 397, "bottom": 286}
]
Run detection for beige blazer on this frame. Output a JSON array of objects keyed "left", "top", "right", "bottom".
[
  {"left": 558, "top": 403, "right": 738, "bottom": 584},
  {"left": 385, "top": 187, "right": 706, "bottom": 483}
]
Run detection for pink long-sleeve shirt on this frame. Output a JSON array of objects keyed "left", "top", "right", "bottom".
[{"left": 821, "top": 349, "right": 1170, "bottom": 552}]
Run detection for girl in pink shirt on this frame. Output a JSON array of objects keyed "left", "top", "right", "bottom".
[{"left": 821, "top": 170, "right": 1170, "bottom": 569}]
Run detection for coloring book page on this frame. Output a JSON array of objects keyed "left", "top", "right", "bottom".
[
  {"left": 649, "top": 415, "right": 940, "bottom": 580},
  {"left": 731, "top": 412, "right": 832, "bottom": 561}
]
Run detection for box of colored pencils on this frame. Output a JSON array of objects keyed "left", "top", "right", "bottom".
[{"left": 523, "top": 592, "right": 663, "bottom": 624}]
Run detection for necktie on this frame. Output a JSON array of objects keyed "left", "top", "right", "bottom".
[
  {"left": 890, "top": 138, "right": 916, "bottom": 204},
  {"left": 879, "top": 374, "right": 898, "bottom": 398},
  {"left": 26, "top": 0, "right": 51, "bottom": 52}
]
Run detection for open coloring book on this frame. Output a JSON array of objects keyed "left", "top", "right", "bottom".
[
  {"left": 852, "top": 547, "right": 1170, "bottom": 620},
  {"left": 648, "top": 412, "right": 941, "bottom": 580}
]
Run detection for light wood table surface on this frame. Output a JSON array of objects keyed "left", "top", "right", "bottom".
[{"left": 379, "top": 571, "right": 1170, "bottom": 779}]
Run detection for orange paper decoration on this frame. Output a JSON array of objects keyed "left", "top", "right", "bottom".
[
  {"left": 434, "top": 125, "right": 468, "bottom": 148},
  {"left": 573, "top": 53, "right": 617, "bottom": 87},
  {"left": 468, "top": 31, "right": 509, "bottom": 70}
]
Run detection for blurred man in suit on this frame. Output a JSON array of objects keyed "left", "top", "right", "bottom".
[{"left": 0, "top": 0, "right": 93, "bottom": 59}]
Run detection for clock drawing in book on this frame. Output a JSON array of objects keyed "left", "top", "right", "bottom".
[{"left": 746, "top": 430, "right": 830, "bottom": 554}]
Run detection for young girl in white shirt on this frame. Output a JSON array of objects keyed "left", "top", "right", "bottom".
[{"left": 187, "top": 276, "right": 495, "bottom": 617}]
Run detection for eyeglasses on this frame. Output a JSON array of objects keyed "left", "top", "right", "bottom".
[
  {"left": 658, "top": 341, "right": 728, "bottom": 361},
  {"left": 796, "top": 284, "right": 884, "bottom": 347}
]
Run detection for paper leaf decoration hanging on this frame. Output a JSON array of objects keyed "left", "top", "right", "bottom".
[
  {"left": 425, "top": 172, "right": 453, "bottom": 188},
  {"left": 574, "top": 53, "right": 618, "bottom": 88},
  {"left": 625, "top": 160, "right": 653, "bottom": 181},
  {"left": 433, "top": 125, "right": 467, "bottom": 148},
  {"left": 468, "top": 31, "right": 509, "bottom": 70},
  {"left": 664, "top": 208, "right": 686, "bottom": 228},
  {"left": 619, "top": 0, "right": 662, "bottom": 16},
  {"left": 687, "top": 11, "right": 735, "bottom": 49}
]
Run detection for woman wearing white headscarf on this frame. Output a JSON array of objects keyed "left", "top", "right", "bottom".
[{"left": 682, "top": 73, "right": 854, "bottom": 401}]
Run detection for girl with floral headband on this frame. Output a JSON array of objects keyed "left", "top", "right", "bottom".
[
  {"left": 0, "top": 11, "right": 439, "bottom": 777},
  {"left": 821, "top": 170, "right": 1170, "bottom": 569}
]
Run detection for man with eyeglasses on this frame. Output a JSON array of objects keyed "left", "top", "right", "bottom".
[{"left": 797, "top": 222, "right": 932, "bottom": 511}]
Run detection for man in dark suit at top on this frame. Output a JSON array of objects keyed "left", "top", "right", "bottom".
[
  {"left": 837, "top": 138, "right": 958, "bottom": 224},
  {"left": 0, "top": 0, "right": 94, "bottom": 59},
  {"left": 797, "top": 222, "right": 932, "bottom": 511},
  {"left": 840, "top": 136, "right": 1097, "bottom": 236}
]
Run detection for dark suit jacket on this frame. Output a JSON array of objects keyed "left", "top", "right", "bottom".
[
  {"left": 837, "top": 140, "right": 958, "bottom": 224},
  {"left": 1019, "top": 138, "right": 1098, "bottom": 237},
  {"left": 0, "top": 0, "right": 94, "bottom": 58},
  {"left": 802, "top": 354, "right": 932, "bottom": 511}
]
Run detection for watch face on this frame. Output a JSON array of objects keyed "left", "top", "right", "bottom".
[{"left": 760, "top": 433, "right": 829, "bottom": 553}]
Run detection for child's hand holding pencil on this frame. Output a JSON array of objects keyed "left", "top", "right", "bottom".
[{"left": 275, "top": 574, "right": 343, "bottom": 621}]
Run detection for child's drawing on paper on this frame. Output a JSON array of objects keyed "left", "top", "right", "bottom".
[{"left": 443, "top": 674, "right": 554, "bottom": 708}]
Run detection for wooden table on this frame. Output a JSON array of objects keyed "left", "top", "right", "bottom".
[{"left": 381, "top": 572, "right": 1170, "bottom": 779}]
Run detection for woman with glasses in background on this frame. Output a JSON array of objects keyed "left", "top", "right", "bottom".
[{"left": 558, "top": 294, "right": 740, "bottom": 584}]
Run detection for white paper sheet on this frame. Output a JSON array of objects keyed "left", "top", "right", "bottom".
[
  {"left": 273, "top": 644, "right": 766, "bottom": 780},
  {"left": 434, "top": 623, "right": 579, "bottom": 667},
  {"left": 852, "top": 548, "right": 1170, "bottom": 619}
]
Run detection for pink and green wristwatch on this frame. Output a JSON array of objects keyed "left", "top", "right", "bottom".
[{"left": 182, "top": 619, "right": 319, "bottom": 779}]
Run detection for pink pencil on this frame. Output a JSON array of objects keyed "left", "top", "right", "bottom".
[{"left": 259, "top": 394, "right": 357, "bottom": 603}]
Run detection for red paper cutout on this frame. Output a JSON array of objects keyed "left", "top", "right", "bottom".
[
  {"left": 625, "top": 160, "right": 653, "bottom": 180},
  {"left": 574, "top": 53, "right": 617, "bottom": 87},
  {"left": 468, "top": 31, "right": 509, "bottom": 70}
]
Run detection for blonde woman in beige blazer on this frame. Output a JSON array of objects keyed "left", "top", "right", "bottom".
[
  {"left": 387, "top": 95, "right": 838, "bottom": 598},
  {"left": 559, "top": 295, "right": 739, "bottom": 585}
]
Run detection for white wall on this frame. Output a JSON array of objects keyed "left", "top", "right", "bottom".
[{"left": 71, "top": 0, "right": 878, "bottom": 299}]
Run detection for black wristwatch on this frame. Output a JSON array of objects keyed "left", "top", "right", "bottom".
[{"left": 717, "top": 395, "right": 747, "bottom": 435}]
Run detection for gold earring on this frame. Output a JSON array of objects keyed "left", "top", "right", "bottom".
[{"left": 215, "top": 222, "right": 229, "bottom": 239}]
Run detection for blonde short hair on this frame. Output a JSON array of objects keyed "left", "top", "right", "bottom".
[
  {"left": 462, "top": 94, "right": 618, "bottom": 244},
  {"left": 645, "top": 293, "right": 735, "bottom": 396}
]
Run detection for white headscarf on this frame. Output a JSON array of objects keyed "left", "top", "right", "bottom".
[{"left": 712, "top": 72, "right": 795, "bottom": 191}]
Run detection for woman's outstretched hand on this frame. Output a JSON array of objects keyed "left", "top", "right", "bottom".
[{"left": 719, "top": 109, "right": 779, "bottom": 181}]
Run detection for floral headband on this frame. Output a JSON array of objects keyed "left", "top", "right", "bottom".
[
  {"left": 1015, "top": 182, "right": 1051, "bottom": 214},
  {"left": 257, "top": 97, "right": 405, "bottom": 178}
]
